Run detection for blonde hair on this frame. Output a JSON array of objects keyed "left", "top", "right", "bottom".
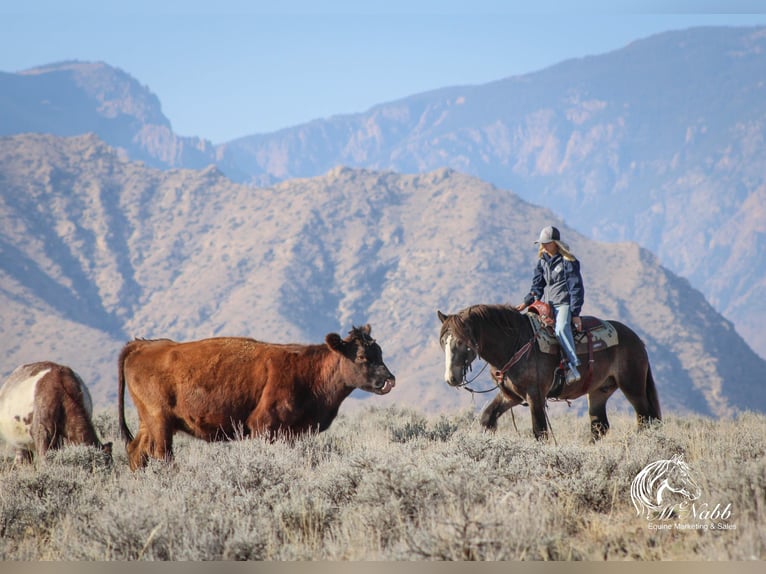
[{"left": 538, "top": 240, "right": 577, "bottom": 262}]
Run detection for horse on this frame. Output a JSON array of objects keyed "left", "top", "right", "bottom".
[
  {"left": 437, "top": 304, "right": 661, "bottom": 441},
  {"left": 631, "top": 454, "right": 702, "bottom": 519}
]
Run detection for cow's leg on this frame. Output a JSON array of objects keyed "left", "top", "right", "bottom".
[
  {"left": 127, "top": 414, "right": 174, "bottom": 470},
  {"left": 126, "top": 427, "right": 150, "bottom": 471},
  {"left": 128, "top": 431, "right": 170, "bottom": 469},
  {"left": 147, "top": 417, "right": 174, "bottom": 464},
  {"left": 29, "top": 391, "right": 65, "bottom": 459},
  {"left": 32, "top": 418, "right": 60, "bottom": 459},
  {"left": 14, "top": 448, "right": 33, "bottom": 464},
  {"left": 246, "top": 405, "right": 285, "bottom": 441}
]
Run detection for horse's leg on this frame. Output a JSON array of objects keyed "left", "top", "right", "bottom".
[
  {"left": 619, "top": 369, "right": 660, "bottom": 430},
  {"left": 525, "top": 363, "right": 551, "bottom": 440},
  {"left": 527, "top": 396, "right": 549, "bottom": 440},
  {"left": 587, "top": 378, "right": 617, "bottom": 442},
  {"left": 609, "top": 330, "right": 661, "bottom": 429},
  {"left": 479, "top": 392, "right": 521, "bottom": 431}
]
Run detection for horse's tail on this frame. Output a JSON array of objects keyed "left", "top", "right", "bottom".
[{"left": 645, "top": 364, "right": 662, "bottom": 422}]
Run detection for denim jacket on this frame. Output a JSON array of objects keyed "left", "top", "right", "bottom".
[{"left": 522, "top": 253, "right": 584, "bottom": 317}]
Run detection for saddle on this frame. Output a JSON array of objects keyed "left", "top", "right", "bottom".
[
  {"left": 526, "top": 301, "right": 618, "bottom": 355},
  {"left": 527, "top": 300, "right": 554, "bottom": 326},
  {"left": 526, "top": 304, "right": 619, "bottom": 397}
]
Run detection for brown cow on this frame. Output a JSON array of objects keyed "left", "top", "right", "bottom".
[
  {"left": 118, "top": 324, "right": 395, "bottom": 470},
  {"left": 0, "top": 362, "right": 112, "bottom": 463}
]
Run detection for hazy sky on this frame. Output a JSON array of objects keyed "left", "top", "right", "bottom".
[{"left": 2, "top": 1, "right": 765, "bottom": 143}]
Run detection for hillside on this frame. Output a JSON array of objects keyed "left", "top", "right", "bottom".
[
  {"left": 216, "top": 26, "right": 766, "bottom": 359},
  {"left": 2, "top": 28, "right": 762, "bottom": 362},
  {"left": 0, "top": 133, "right": 764, "bottom": 418}
]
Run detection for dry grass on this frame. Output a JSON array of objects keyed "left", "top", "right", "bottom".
[{"left": 0, "top": 405, "right": 763, "bottom": 560}]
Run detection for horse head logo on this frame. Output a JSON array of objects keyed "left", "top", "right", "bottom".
[{"left": 630, "top": 454, "right": 702, "bottom": 520}]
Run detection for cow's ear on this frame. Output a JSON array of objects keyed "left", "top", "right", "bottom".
[
  {"left": 325, "top": 333, "right": 345, "bottom": 352},
  {"left": 437, "top": 310, "right": 448, "bottom": 324}
]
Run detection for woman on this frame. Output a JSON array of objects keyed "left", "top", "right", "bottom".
[{"left": 516, "top": 226, "right": 585, "bottom": 385}]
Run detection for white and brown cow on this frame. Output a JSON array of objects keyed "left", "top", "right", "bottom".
[{"left": 0, "top": 362, "right": 112, "bottom": 463}]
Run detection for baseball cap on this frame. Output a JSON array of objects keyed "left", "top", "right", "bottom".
[{"left": 535, "top": 226, "right": 561, "bottom": 244}]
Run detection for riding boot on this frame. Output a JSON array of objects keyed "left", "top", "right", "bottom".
[{"left": 565, "top": 364, "right": 581, "bottom": 385}]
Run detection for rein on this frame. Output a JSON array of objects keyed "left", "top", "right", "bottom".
[
  {"left": 455, "top": 323, "right": 540, "bottom": 395},
  {"left": 491, "top": 329, "right": 540, "bottom": 383},
  {"left": 455, "top": 357, "right": 498, "bottom": 394}
]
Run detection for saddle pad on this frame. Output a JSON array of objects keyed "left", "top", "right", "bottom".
[{"left": 530, "top": 315, "right": 619, "bottom": 355}]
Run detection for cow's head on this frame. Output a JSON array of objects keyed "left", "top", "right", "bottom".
[{"left": 326, "top": 324, "right": 396, "bottom": 394}]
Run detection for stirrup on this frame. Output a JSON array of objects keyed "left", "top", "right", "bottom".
[
  {"left": 565, "top": 365, "right": 581, "bottom": 385},
  {"left": 548, "top": 366, "right": 566, "bottom": 398}
]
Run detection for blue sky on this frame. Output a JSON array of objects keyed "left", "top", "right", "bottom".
[{"left": 2, "top": 1, "right": 765, "bottom": 143}]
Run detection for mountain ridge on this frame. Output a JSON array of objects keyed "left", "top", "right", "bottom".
[
  {"left": 213, "top": 25, "right": 766, "bottom": 358},
  {"left": 1, "top": 133, "right": 763, "bottom": 419},
  {"left": 0, "top": 59, "right": 215, "bottom": 170}
]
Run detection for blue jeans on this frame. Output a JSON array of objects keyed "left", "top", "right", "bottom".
[{"left": 553, "top": 304, "right": 580, "bottom": 367}]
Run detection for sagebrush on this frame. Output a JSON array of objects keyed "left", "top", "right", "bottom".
[{"left": 0, "top": 405, "right": 763, "bottom": 560}]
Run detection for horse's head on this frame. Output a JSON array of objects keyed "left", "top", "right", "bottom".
[{"left": 437, "top": 310, "right": 478, "bottom": 387}]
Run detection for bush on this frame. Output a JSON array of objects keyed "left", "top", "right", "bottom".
[{"left": 0, "top": 406, "right": 763, "bottom": 560}]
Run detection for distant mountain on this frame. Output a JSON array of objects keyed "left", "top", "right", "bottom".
[
  {"left": 215, "top": 26, "right": 766, "bottom": 360},
  {"left": 1, "top": 26, "right": 765, "bottom": 363},
  {"left": 1, "top": 133, "right": 763, "bottom": 419},
  {"left": 0, "top": 60, "right": 216, "bottom": 170}
]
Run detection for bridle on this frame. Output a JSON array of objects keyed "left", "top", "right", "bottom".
[
  {"left": 444, "top": 326, "right": 540, "bottom": 395},
  {"left": 443, "top": 313, "right": 558, "bottom": 443},
  {"left": 458, "top": 359, "right": 495, "bottom": 393},
  {"left": 442, "top": 333, "right": 499, "bottom": 395}
]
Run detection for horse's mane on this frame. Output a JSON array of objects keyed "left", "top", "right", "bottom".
[{"left": 440, "top": 304, "right": 522, "bottom": 343}]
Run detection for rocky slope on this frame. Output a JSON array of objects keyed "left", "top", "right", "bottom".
[{"left": 0, "top": 133, "right": 763, "bottom": 418}]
